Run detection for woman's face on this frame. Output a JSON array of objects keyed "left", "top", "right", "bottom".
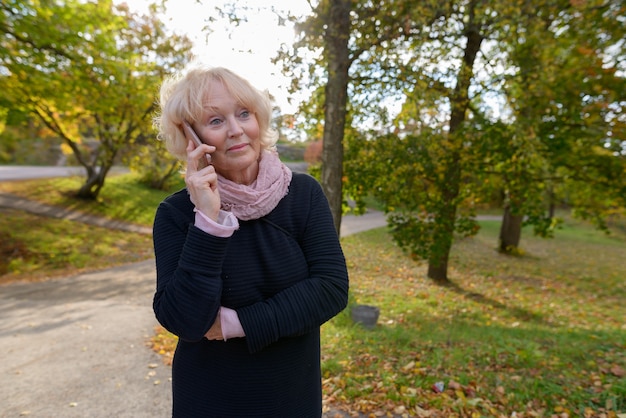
[{"left": 192, "top": 81, "right": 261, "bottom": 185}]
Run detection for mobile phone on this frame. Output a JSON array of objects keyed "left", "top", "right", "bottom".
[{"left": 183, "top": 120, "right": 211, "bottom": 165}]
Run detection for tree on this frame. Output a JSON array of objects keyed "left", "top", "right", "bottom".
[
  {"left": 492, "top": 0, "right": 626, "bottom": 252},
  {"left": 320, "top": 0, "right": 351, "bottom": 235},
  {"left": 127, "top": 138, "right": 182, "bottom": 191},
  {"left": 347, "top": 0, "right": 625, "bottom": 280},
  {"left": 344, "top": 0, "right": 489, "bottom": 282},
  {"left": 276, "top": 0, "right": 353, "bottom": 234},
  {"left": 0, "top": 0, "right": 193, "bottom": 199},
  {"left": 284, "top": 0, "right": 625, "bottom": 282},
  {"left": 283, "top": 0, "right": 494, "bottom": 280},
  {"left": 279, "top": 0, "right": 411, "bottom": 234}
]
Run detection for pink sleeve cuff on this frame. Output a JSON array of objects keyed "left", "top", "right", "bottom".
[
  {"left": 194, "top": 209, "right": 239, "bottom": 237},
  {"left": 220, "top": 307, "right": 245, "bottom": 341}
]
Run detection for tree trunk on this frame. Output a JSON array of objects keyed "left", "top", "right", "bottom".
[
  {"left": 75, "top": 158, "right": 114, "bottom": 200},
  {"left": 151, "top": 161, "right": 180, "bottom": 191},
  {"left": 548, "top": 188, "right": 556, "bottom": 219},
  {"left": 427, "top": 224, "right": 454, "bottom": 283},
  {"left": 428, "top": 155, "right": 460, "bottom": 283},
  {"left": 321, "top": 0, "right": 351, "bottom": 236},
  {"left": 76, "top": 166, "right": 106, "bottom": 199},
  {"left": 426, "top": 8, "right": 483, "bottom": 282},
  {"left": 499, "top": 206, "right": 523, "bottom": 253}
]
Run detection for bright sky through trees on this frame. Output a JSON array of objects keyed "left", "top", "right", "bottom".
[{"left": 117, "top": 0, "right": 311, "bottom": 114}]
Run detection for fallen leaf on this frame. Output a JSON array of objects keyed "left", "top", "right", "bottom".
[
  {"left": 448, "top": 380, "right": 461, "bottom": 390},
  {"left": 414, "top": 406, "right": 432, "bottom": 417},
  {"left": 610, "top": 365, "right": 625, "bottom": 377},
  {"left": 394, "top": 405, "right": 406, "bottom": 414},
  {"left": 467, "top": 398, "right": 482, "bottom": 407},
  {"left": 464, "top": 386, "right": 477, "bottom": 398}
]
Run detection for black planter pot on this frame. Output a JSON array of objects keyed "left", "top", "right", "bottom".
[{"left": 351, "top": 304, "right": 380, "bottom": 329}]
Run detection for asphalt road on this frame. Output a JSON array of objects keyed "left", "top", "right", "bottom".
[
  {"left": 0, "top": 165, "right": 387, "bottom": 418},
  {"left": 0, "top": 165, "right": 129, "bottom": 181}
]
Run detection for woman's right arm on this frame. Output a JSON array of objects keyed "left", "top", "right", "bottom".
[{"left": 152, "top": 200, "right": 229, "bottom": 342}]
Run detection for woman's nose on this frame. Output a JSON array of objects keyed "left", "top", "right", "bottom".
[{"left": 227, "top": 117, "right": 243, "bottom": 138}]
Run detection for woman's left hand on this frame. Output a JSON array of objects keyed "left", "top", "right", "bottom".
[{"left": 205, "top": 310, "right": 223, "bottom": 340}]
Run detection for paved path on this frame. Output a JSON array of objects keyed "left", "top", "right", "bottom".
[
  {"left": 0, "top": 176, "right": 387, "bottom": 417},
  {"left": 0, "top": 192, "right": 384, "bottom": 238},
  {"left": 1, "top": 261, "right": 171, "bottom": 418}
]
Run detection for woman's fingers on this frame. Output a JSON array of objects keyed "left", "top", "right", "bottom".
[
  {"left": 187, "top": 140, "right": 215, "bottom": 171},
  {"left": 186, "top": 140, "right": 199, "bottom": 172}
]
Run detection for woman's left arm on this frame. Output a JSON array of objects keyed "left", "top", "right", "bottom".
[{"left": 237, "top": 181, "right": 349, "bottom": 353}]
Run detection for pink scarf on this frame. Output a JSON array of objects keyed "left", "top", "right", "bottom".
[{"left": 218, "top": 149, "right": 293, "bottom": 221}]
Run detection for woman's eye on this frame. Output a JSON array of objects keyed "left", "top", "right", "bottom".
[
  {"left": 239, "top": 110, "right": 250, "bottom": 118},
  {"left": 209, "top": 118, "right": 222, "bottom": 126}
]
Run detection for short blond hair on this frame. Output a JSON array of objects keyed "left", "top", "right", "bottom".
[{"left": 155, "top": 66, "right": 278, "bottom": 161}]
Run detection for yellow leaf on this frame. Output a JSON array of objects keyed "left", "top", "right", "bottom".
[{"left": 402, "top": 361, "right": 415, "bottom": 371}]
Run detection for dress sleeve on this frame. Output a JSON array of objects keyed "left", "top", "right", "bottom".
[
  {"left": 152, "top": 199, "right": 229, "bottom": 342},
  {"left": 194, "top": 208, "right": 239, "bottom": 237},
  {"left": 237, "top": 179, "right": 349, "bottom": 353}
]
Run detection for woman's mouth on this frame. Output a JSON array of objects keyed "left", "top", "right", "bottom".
[{"left": 228, "top": 143, "right": 248, "bottom": 152}]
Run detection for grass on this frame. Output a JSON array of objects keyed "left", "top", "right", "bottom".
[
  {"left": 318, "top": 221, "right": 626, "bottom": 417},
  {"left": 0, "top": 173, "right": 183, "bottom": 283},
  {"left": 0, "top": 209, "right": 154, "bottom": 284},
  {"left": 0, "top": 172, "right": 185, "bottom": 225},
  {"left": 2, "top": 174, "right": 625, "bottom": 417}
]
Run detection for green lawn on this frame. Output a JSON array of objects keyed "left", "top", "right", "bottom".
[
  {"left": 1, "top": 174, "right": 625, "bottom": 417},
  {"left": 321, "top": 222, "right": 626, "bottom": 417},
  {"left": 0, "top": 173, "right": 176, "bottom": 282}
]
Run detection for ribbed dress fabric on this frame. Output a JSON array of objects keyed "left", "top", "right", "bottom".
[{"left": 152, "top": 173, "right": 349, "bottom": 417}]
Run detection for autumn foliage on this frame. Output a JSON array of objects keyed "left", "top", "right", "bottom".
[{"left": 304, "top": 140, "right": 324, "bottom": 164}]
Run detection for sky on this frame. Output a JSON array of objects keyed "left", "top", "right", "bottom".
[{"left": 118, "top": 0, "right": 312, "bottom": 114}]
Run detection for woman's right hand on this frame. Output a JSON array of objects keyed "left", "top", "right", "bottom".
[{"left": 185, "top": 140, "right": 220, "bottom": 221}]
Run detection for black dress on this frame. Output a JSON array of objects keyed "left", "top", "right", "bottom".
[{"left": 153, "top": 173, "right": 349, "bottom": 417}]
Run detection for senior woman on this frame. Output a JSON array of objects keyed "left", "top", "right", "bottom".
[{"left": 152, "top": 66, "right": 349, "bottom": 417}]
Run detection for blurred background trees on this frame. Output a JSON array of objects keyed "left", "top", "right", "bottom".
[
  {"left": 1, "top": 0, "right": 624, "bottom": 282},
  {"left": 0, "top": 0, "right": 193, "bottom": 198},
  {"left": 279, "top": 0, "right": 625, "bottom": 282}
]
